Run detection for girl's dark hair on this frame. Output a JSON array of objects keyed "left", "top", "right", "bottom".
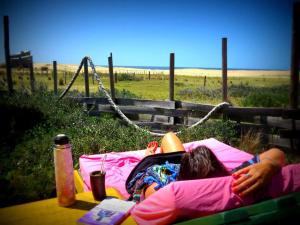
[{"left": 177, "top": 146, "right": 230, "bottom": 181}]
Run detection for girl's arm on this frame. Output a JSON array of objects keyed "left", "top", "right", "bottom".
[
  {"left": 259, "top": 147, "right": 285, "bottom": 168},
  {"left": 231, "top": 148, "right": 285, "bottom": 197}
]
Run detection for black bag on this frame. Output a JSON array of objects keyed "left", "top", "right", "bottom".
[{"left": 125, "top": 151, "right": 185, "bottom": 195}]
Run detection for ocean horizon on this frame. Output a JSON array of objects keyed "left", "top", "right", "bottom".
[{"left": 95, "top": 65, "right": 288, "bottom": 71}]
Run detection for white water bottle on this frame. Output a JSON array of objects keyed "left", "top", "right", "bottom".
[{"left": 53, "top": 134, "right": 76, "bottom": 206}]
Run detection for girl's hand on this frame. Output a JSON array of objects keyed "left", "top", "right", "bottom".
[{"left": 231, "top": 161, "right": 278, "bottom": 197}]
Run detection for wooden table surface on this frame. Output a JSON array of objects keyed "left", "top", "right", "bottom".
[{"left": 0, "top": 188, "right": 137, "bottom": 225}]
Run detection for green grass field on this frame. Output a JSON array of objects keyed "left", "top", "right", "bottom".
[{"left": 0, "top": 67, "right": 295, "bottom": 107}]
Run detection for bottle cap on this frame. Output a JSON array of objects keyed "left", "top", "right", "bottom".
[{"left": 54, "top": 134, "right": 69, "bottom": 145}]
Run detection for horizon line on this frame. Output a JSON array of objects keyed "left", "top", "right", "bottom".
[{"left": 30, "top": 62, "right": 289, "bottom": 71}]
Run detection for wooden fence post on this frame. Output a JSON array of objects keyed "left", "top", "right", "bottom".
[
  {"left": 290, "top": 2, "right": 299, "bottom": 109},
  {"left": 148, "top": 71, "right": 151, "bottom": 80},
  {"left": 108, "top": 54, "right": 115, "bottom": 100},
  {"left": 53, "top": 61, "right": 58, "bottom": 95},
  {"left": 169, "top": 53, "right": 175, "bottom": 101},
  {"left": 289, "top": 2, "right": 300, "bottom": 150},
  {"left": 203, "top": 75, "right": 207, "bottom": 88},
  {"left": 29, "top": 57, "right": 35, "bottom": 93},
  {"left": 3, "top": 16, "right": 13, "bottom": 93},
  {"left": 222, "top": 37, "right": 228, "bottom": 102},
  {"left": 83, "top": 57, "right": 89, "bottom": 97},
  {"left": 115, "top": 72, "right": 118, "bottom": 83}
]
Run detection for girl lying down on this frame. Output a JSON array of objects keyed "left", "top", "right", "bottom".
[
  {"left": 130, "top": 163, "right": 300, "bottom": 225},
  {"left": 127, "top": 132, "right": 285, "bottom": 202},
  {"left": 127, "top": 132, "right": 300, "bottom": 224}
]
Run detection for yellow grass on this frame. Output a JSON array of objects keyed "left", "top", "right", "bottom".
[{"left": 33, "top": 63, "right": 290, "bottom": 78}]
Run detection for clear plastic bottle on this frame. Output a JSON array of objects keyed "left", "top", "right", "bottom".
[{"left": 53, "top": 134, "right": 76, "bottom": 206}]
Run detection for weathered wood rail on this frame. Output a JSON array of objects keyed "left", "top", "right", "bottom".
[{"left": 71, "top": 97, "right": 300, "bottom": 150}]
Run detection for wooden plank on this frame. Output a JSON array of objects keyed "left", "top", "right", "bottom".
[
  {"left": 237, "top": 122, "right": 267, "bottom": 130},
  {"left": 225, "top": 107, "right": 284, "bottom": 117},
  {"left": 90, "top": 106, "right": 224, "bottom": 119},
  {"left": 178, "top": 103, "right": 287, "bottom": 118},
  {"left": 268, "top": 134, "right": 294, "bottom": 149},
  {"left": 279, "top": 129, "right": 300, "bottom": 139},
  {"left": 226, "top": 114, "right": 255, "bottom": 123},
  {"left": 114, "top": 72, "right": 118, "bottom": 83},
  {"left": 178, "top": 101, "right": 226, "bottom": 122},
  {"left": 71, "top": 98, "right": 299, "bottom": 133},
  {"left": 53, "top": 61, "right": 58, "bottom": 95},
  {"left": 117, "top": 98, "right": 175, "bottom": 108},
  {"left": 3, "top": 16, "right": 13, "bottom": 93},
  {"left": 73, "top": 98, "right": 290, "bottom": 120},
  {"left": 266, "top": 117, "right": 300, "bottom": 129},
  {"left": 71, "top": 97, "right": 175, "bottom": 108},
  {"left": 29, "top": 60, "right": 35, "bottom": 93},
  {"left": 108, "top": 54, "right": 115, "bottom": 100},
  {"left": 169, "top": 53, "right": 175, "bottom": 101},
  {"left": 290, "top": 2, "right": 300, "bottom": 109},
  {"left": 222, "top": 37, "right": 228, "bottom": 102},
  {"left": 151, "top": 115, "right": 172, "bottom": 124},
  {"left": 83, "top": 57, "right": 89, "bottom": 97},
  {"left": 179, "top": 101, "right": 215, "bottom": 111},
  {"left": 10, "top": 50, "right": 31, "bottom": 58},
  {"left": 73, "top": 98, "right": 294, "bottom": 116},
  {"left": 282, "top": 109, "right": 300, "bottom": 119},
  {"left": 10, "top": 55, "right": 32, "bottom": 68},
  {"left": 92, "top": 106, "right": 185, "bottom": 117}
]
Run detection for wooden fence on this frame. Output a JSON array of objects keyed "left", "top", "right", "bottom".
[{"left": 71, "top": 96, "right": 300, "bottom": 150}]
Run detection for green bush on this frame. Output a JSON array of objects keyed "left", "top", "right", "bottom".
[
  {"left": 0, "top": 89, "right": 238, "bottom": 207},
  {"left": 117, "top": 73, "right": 142, "bottom": 81},
  {"left": 115, "top": 89, "right": 140, "bottom": 99},
  {"left": 241, "top": 92, "right": 289, "bottom": 107},
  {"left": 179, "top": 119, "right": 238, "bottom": 146},
  {"left": 89, "top": 88, "right": 140, "bottom": 99},
  {"left": 178, "top": 87, "right": 221, "bottom": 101},
  {"left": 0, "top": 90, "right": 152, "bottom": 207},
  {"left": 229, "top": 82, "right": 255, "bottom": 97},
  {"left": 239, "top": 85, "right": 290, "bottom": 107}
]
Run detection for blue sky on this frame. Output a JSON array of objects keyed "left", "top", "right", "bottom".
[{"left": 0, "top": 0, "right": 296, "bottom": 69}]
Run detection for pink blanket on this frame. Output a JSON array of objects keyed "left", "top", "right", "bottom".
[
  {"left": 79, "top": 138, "right": 300, "bottom": 225},
  {"left": 131, "top": 164, "right": 300, "bottom": 225},
  {"left": 79, "top": 138, "right": 253, "bottom": 198}
]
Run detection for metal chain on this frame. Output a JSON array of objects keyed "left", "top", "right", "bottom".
[{"left": 86, "top": 57, "right": 231, "bottom": 136}]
